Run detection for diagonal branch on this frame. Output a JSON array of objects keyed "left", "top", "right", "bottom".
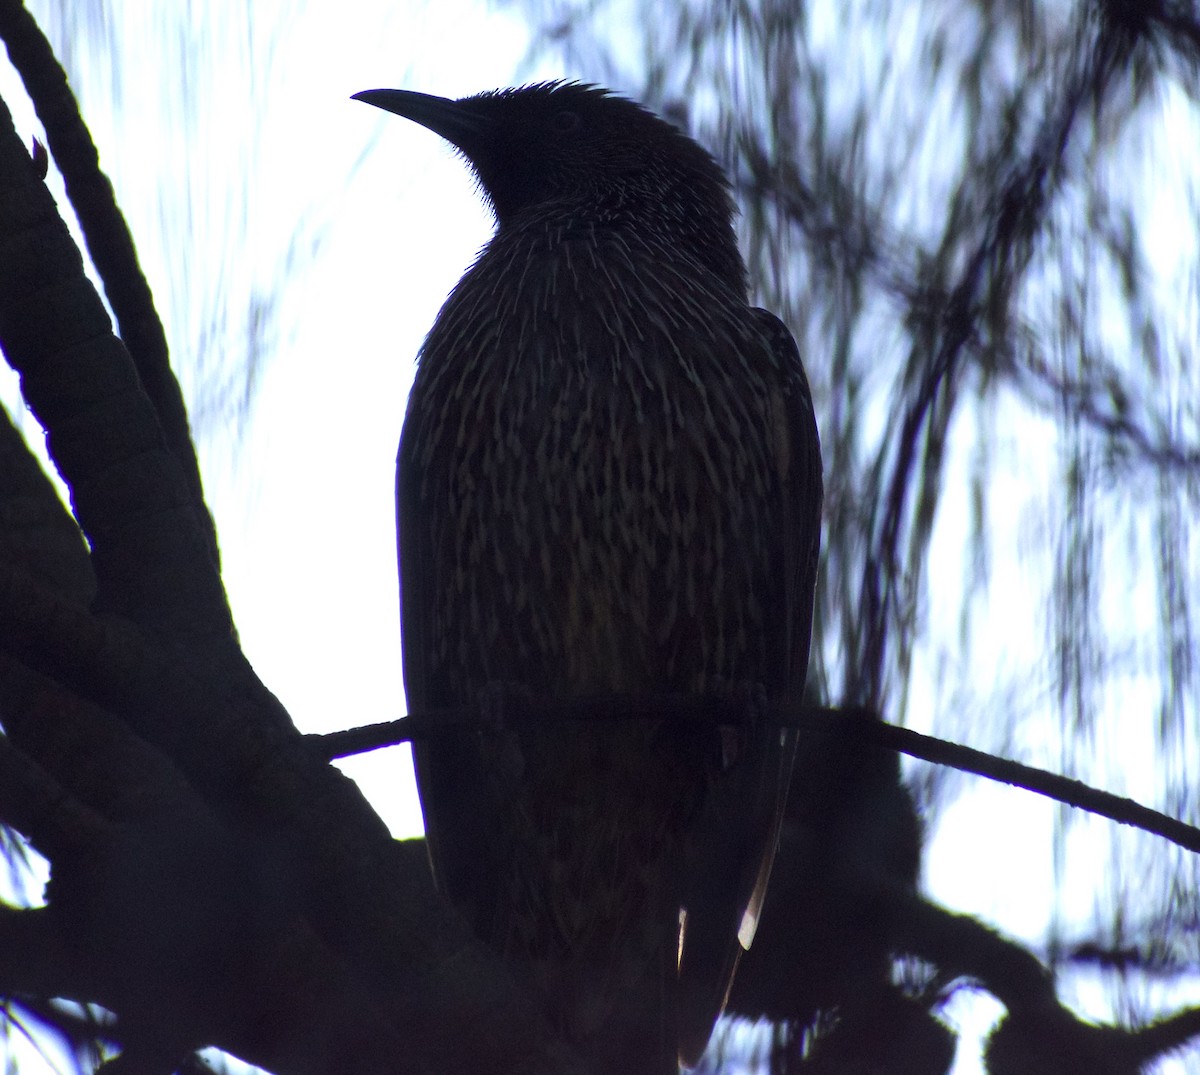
[
  {"left": 0, "top": 561, "right": 144, "bottom": 709},
  {"left": 0, "top": 85, "right": 229, "bottom": 640},
  {"left": 0, "top": 0, "right": 217, "bottom": 566},
  {"left": 0, "top": 733, "right": 111, "bottom": 857}
]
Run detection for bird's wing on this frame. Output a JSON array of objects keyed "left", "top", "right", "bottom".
[
  {"left": 397, "top": 397, "right": 502, "bottom": 924},
  {"left": 676, "top": 308, "right": 822, "bottom": 1067},
  {"left": 730, "top": 306, "right": 823, "bottom": 962}
]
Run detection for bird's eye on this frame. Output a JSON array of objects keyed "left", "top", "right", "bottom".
[{"left": 551, "top": 110, "right": 582, "bottom": 133}]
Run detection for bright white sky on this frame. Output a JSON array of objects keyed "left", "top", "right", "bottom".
[{"left": 1, "top": 1, "right": 1197, "bottom": 1073}]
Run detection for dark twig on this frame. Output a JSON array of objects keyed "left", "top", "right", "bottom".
[{"left": 311, "top": 698, "right": 1200, "bottom": 856}]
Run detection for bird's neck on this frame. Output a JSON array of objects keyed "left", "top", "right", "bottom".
[
  {"left": 488, "top": 204, "right": 747, "bottom": 300},
  {"left": 482, "top": 173, "right": 744, "bottom": 297}
]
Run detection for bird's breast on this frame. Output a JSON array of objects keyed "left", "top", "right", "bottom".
[{"left": 405, "top": 235, "right": 789, "bottom": 701}]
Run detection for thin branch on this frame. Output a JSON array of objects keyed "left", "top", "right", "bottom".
[
  {"left": 869, "top": 717, "right": 1200, "bottom": 854},
  {"left": 860, "top": 9, "right": 1135, "bottom": 703},
  {"left": 311, "top": 699, "right": 1200, "bottom": 856},
  {"left": 1010, "top": 352, "right": 1200, "bottom": 474}
]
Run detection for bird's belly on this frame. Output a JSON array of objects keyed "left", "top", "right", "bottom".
[
  {"left": 412, "top": 369, "right": 768, "bottom": 950},
  {"left": 423, "top": 399, "right": 773, "bottom": 702}
]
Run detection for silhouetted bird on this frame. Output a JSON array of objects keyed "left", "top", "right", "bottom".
[{"left": 354, "top": 81, "right": 822, "bottom": 1073}]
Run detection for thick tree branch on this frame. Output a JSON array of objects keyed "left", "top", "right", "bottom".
[
  {"left": 0, "top": 906, "right": 88, "bottom": 1002},
  {"left": 0, "top": 402, "right": 93, "bottom": 603},
  {"left": 0, "top": 734, "right": 110, "bottom": 857},
  {"left": 0, "top": 60, "right": 591, "bottom": 1071},
  {"left": 0, "top": 561, "right": 145, "bottom": 708},
  {"left": 0, "top": 0, "right": 216, "bottom": 566},
  {"left": 0, "top": 85, "right": 228, "bottom": 640}
]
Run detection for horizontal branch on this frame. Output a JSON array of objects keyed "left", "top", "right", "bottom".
[{"left": 309, "top": 696, "right": 1200, "bottom": 857}]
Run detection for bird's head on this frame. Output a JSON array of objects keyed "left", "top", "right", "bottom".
[{"left": 353, "top": 81, "right": 744, "bottom": 290}]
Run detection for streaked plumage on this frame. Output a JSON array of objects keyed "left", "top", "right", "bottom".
[{"left": 355, "top": 82, "right": 822, "bottom": 1072}]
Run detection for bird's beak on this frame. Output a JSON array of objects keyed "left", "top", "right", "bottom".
[{"left": 352, "top": 89, "right": 490, "bottom": 156}]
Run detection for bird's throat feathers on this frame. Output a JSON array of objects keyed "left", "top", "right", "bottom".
[
  {"left": 424, "top": 222, "right": 753, "bottom": 395},
  {"left": 474, "top": 188, "right": 748, "bottom": 302}
]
